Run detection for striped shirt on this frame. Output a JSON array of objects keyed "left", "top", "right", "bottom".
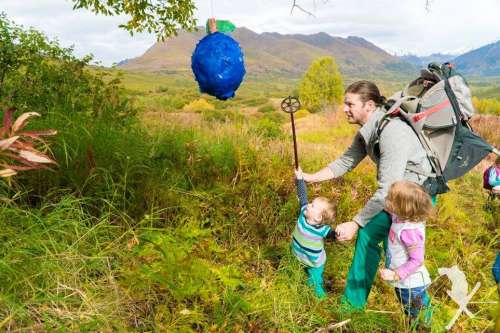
[{"left": 291, "top": 179, "right": 333, "bottom": 267}]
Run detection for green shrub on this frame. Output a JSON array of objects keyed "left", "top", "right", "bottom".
[
  {"left": 243, "top": 97, "right": 268, "bottom": 107},
  {"left": 257, "top": 104, "right": 275, "bottom": 113},
  {"left": 262, "top": 112, "right": 286, "bottom": 124},
  {"left": 299, "top": 56, "right": 344, "bottom": 112},
  {"left": 294, "top": 109, "right": 310, "bottom": 119},
  {"left": 202, "top": 108, "right": 227, "bottom": 122},
  {"left": 155, "top": 85, "right": 169, "bottom": 93},
  {"left": 183, "top": 98, "right": 215, "bottom": 113},
  {"left": 0, "top": 15, "right": 135, "bottom": 124},
  {"left": 0, "top": 15, "right": 143, "bottom": 213},
  {"left": 211, "top": 98, "right": 238, "bottom": 110},
  {"left": 202, "top": 109, "right": 244, "bottom": 123},
  {"left": 254, "top": 118, "right": 283, "bottom": 139}
]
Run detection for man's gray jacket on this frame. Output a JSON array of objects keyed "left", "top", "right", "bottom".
[{"left": 328, "top": 108, "right": 432, "bottom": 226}]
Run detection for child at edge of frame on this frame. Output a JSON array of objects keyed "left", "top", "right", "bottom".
[{"left": 493, "top": 251, "right": 500, "bottom": 333}]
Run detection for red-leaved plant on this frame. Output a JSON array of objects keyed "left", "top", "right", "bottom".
[{"left": 0, "top": 107, "right": 57, "bottom": 177}]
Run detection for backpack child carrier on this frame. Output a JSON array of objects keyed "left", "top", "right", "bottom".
[{"left": 377, "top": 62, "right": 499, "bottom": 196}]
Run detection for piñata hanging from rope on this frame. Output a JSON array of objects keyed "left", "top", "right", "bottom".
[{"left": 191, "top": 18, "right": 246, "bottom": 100}]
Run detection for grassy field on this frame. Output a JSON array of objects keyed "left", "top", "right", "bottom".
[
  {"left": 470, "top": 77, "right": 500, "bottom": 100},
  {"left": 1, "top": 68, "right": 499, "bottom": 332}
]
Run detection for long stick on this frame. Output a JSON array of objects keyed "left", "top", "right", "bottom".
[{"left": 290, "top": 113, "right": 299, "bottom": 169}]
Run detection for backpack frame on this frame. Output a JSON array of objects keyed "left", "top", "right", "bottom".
[{"left": 376, "top": 63, "right": 499, "bottom": 196}]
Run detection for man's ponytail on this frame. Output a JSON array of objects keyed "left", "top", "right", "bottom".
[{"left": 345, "top": 80, "right": 384, "bottom": 107}]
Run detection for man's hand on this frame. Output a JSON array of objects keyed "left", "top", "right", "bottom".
[
  {"left": 379, "top": 268, "right": 399, "bottom": 281},
  {"left": 335, "top": 221, "right": 359, "bottom": 241},
  {"left": 302, "top": 167, "right": 335, "bottom": 183},
  {"left": 294, "top": 167, "right": 304, "bottom": 180},
  {"left": 302, "top": 172, "right": 313, "bottom": 182}
]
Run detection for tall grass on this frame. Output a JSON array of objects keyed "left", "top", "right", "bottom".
[
  {"left": 2, "top": 102, "right": 497, "bottom": 331},
  {"left": 0, "top": 195, "right": 131, "bottom": 331},
  {"left": 471, "top": 114, "right": 500, "bottom": 149},
  {"left": 0, "top": 23, "right": 498, "bottom": 330}
]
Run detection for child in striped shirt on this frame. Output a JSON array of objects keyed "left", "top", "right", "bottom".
[{"left": 292, "top": 167, "right": 336, "bottom": 298}]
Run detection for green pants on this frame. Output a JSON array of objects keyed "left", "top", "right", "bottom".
[
  {"left": 306, "top": 264, "right": 326, "bottom": 298},
  {"left": 342, "top": 211, "right": 391, "bottom": 308},
  {"left": 343, "top": 196, "right": 437, "bottom": 308}
]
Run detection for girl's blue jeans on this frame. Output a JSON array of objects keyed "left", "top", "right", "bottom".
[{"left": 394, "top": 284, "right": 432, "bottom": 326}]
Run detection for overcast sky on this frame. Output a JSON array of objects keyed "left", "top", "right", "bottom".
[{"left": 2, "top": 0, "right": 499, "bottom": 66}]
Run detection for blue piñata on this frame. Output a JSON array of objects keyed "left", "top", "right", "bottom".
[{"left": 191, "top": 32, "right": 246, "bottom": 100}]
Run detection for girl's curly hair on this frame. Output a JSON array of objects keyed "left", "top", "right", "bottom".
[{"left": 384, "top": 180, "right": 433, "bottom": 222}]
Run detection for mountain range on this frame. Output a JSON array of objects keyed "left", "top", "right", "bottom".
[
  {"left": 454, "top": 41, "right": 500, "bottom": 77},
  {"left": 399, "top": 53, "right": 457, "bottom": 68},
  {"left": 120, "top": 27, "right": 413, "bottom": 77},
  {"left": 400, "top": 41, "right": 500, "bottom": 77},
  {"left": 120, "top": 27, "right": 500, "bottom": 78}
]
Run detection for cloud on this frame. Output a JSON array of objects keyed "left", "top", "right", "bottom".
[
  {"left": 196, "top": 0, "right": 499, "bottom": 56},
  {"left": 2, "top": 0, "right": 156, "bottom": 66},
  {"left": 2, "top": 0, "right": 499, "bottom": 66}
]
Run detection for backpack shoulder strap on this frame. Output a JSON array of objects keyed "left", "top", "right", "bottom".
[
  {"left": 375, "top": 96, "right": 439, "bottom": 179},
  {"left": 376, "top": 95, "right": 418, "bottom": 138}
]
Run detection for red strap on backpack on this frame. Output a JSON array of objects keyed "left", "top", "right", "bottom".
[{"left": 412, "top": 99, "right": 451, "bottom": 122}]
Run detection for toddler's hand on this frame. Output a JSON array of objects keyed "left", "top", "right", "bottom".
[
  {"left": 294, "top": 167, "right": 304, "bottom": 180},
  {"left": 379, "top": 268, "right": 399, "bottom": 281}
]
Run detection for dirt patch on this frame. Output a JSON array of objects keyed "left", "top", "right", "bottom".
[
  {"left": 269, "top": 98, "right": 283, "bottom": 109},
  {"left": 283, "top": 111, "right": 341, "bottom": 131}
]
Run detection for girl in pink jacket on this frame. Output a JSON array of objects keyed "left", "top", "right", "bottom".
[{"left": 379, "top": 180, "right": 434, "bottom": 328}]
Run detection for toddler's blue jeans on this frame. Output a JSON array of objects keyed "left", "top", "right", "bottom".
[{"left": 394, "top": 284, "right": 432, "bottom": 326}]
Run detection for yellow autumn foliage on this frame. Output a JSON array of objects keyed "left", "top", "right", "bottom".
[{"left": 183, "top": 98, "right": 215, "bottom": 113}]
